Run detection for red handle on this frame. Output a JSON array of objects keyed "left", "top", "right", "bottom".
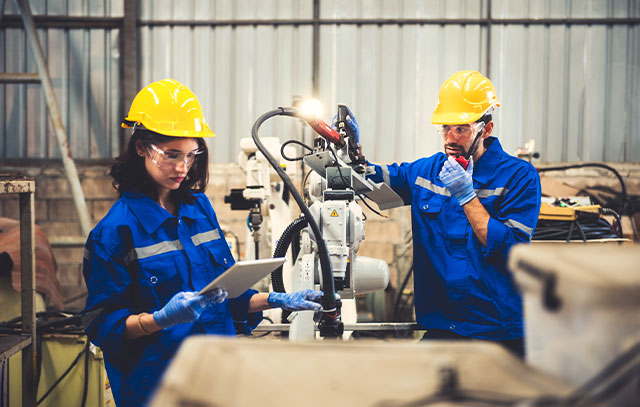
[{"left": 308, "top": 118, "right": 342, "bottom": 146}]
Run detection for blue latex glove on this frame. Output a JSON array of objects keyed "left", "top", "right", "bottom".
[
  {"left": 153, "top": 289, "right": 227, "bottom": 329},
  {"left": 204, "top": 288, "right": 228, "bottom": 305},
  {"left": 331, "top": 106, "right": 360, "bottom": 146},
  {"left": 439, "top": 156, "right": 476, "bottom": 206},
  {"left": 267, "top": 289, "right": 323, "bottom": 312}
]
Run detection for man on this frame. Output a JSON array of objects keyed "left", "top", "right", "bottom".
[{"left": 347, "top": 70, "right": 541, "bottom": 357}]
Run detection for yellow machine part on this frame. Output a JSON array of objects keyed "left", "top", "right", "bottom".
[
  {"left": 538, "top": 203, "right": 601, "bottom": 221},
  {"left": 9, "top": 335, "right": 114, "bottom": 407}
]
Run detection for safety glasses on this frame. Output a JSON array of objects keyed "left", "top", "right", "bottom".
[
  {"left": 147, "top": 143, "right": 204, "bottom": 169},
  {"left": 435, "top": 121, "right": 485, "bottom": 140}
]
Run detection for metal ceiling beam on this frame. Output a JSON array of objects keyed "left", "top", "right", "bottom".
[
  {"left": 1, "top": 14, "right": 121, "bottom": 28},
  {"left": 137, "top": 17, "right": 640, "bottom": 27},
  {"left": 0, "top": 73, "right": 40, "bottom": 83}
]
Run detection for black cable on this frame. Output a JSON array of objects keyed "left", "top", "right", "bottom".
[
  {"left": 574, "top": 220, "right": 587, "bottom": 242},
  {"left": 327, "top": 147, "right": 387, "bottom": 218},
  {"left": 271, "top": 216, "right": 309, "bottom": 293},
  {"left": 0, "top": 312, "right": 93, "bottom": 406},
  {"left": 533, "top": 218, "right": 618, "bottom": 241},
  {"left": 280, "top": 139, "right": 314, "bottom": 161},
  {"left": 601, "top": 207, "right": 623, "bottom": 237},
  {"left": 566, "top": 221, "right": 575, "bottom": 243},
  {"left": 81, "top": 339, "right": 90, "bottom": 407},
  {"left": 251, "top": 108, "right": 338, "bottom": 316},
  {"left": 37, "top": 344, "right": 87, "bottom": 405},
  {"left": 537, "top": 163, "right": 627, "bottom": 215},
  {"left": 0, "top": 312, "right": 85, "bottom": 335}
]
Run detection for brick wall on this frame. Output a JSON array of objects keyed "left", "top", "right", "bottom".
[
  {"left": 1, "top": 160, "right": 638, "bottom": 318},
  {"left": 1, "top": 162, "right": 119, "bottom": 290}
]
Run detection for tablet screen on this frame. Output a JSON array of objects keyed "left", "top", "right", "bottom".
[{"left": 198, "top": 257, "right": 287, "bottom": 298}]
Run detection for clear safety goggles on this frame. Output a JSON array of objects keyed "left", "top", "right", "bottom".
[
  {"left": 435, "top": 121, "right": 485, "bottom": 140},
  {"left": 147, "top": 143, "right": 204, "bottom": 169}
]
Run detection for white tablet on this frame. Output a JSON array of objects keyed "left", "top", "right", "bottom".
[{"left": 198, "top": 257, "right": 287, "bottom": 298}]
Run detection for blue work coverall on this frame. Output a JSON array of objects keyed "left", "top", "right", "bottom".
[
  {"left": 369, "top": 137, "right": 541, "bottom": 340},
  {"left": 83, "top": 191, "right": 261, "bottom": 407}
]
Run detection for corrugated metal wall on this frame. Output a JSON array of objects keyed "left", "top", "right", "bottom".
[
  {"left": 0, "top": 0, "right": 122, "bottom": 159},
  {"left": 138, "top": 0, "right": 315, "bottom": 163},
  {"left": 1, "top": 0, "right": 638, "bottom": 163}
]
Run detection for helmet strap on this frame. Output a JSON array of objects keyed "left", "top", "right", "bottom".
[{"left": 464, "top": 123, "right": 486, "bottom": 160}]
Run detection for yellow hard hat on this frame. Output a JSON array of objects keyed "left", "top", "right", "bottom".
[
  {"left": 122, "top": 78, "right": 215, "bottom": 138},
  {"left": 431, "top": 70, "right": 500, "bottom": 125}
]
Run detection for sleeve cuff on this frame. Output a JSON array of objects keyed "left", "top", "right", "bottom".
[
  {"left": 229, "top": 289, "right": 263, "bottom": 335},
  {"left": 483, "top": 217, "right": 508, "bottom": 258},
  {"left": 85, "top": 307, "right": 131, "bottom": 357}
]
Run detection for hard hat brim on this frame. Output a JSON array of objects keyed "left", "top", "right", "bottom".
[
  {"left": 431, "top": 102, "right": 500, "bottom": 125},
  {"left": 121, "top": 119, "right": 215, "bottom": 138},
  {"left": 431, "top": 112, "right": 484, "bottom": 125}
]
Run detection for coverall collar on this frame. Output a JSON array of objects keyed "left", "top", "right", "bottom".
[
  {"left": 472, "top": 136, "right": 500, "bottom": 184},
  {"left": 123, "top": 191, "right": 205, "bottom": 234}
]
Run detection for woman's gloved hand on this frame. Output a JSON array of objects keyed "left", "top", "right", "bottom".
[
  {"left": 439, "top": 156, "right": 476, "bottom": 206},
  {"left": 267, "top": 289, "right": 323, "bottom": 311},
  {"left": 204, "top": 288, "right": 228, "bottom": 305},
  {"left": 153, "top": 288, "right": 228, "bottom": 329}
]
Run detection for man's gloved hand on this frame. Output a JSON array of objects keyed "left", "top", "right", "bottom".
[
  {"left": 331, "top": 106, "right": 360, "bottom": 146},
  {"left": 267, "top": 289, "right": 323, "bottom": 312},
  {"left": 439, "top": 156, "right": 476, "bottom": 206},
  {"left": 153, "top": 289, "right": 227, "bottom": 329}
]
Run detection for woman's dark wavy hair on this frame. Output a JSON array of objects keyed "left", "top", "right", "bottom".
[{"left": 110, "top": 128, "right": 209, "bottom": 205}]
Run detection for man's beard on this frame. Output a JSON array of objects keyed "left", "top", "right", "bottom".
[{"left": 445, "top": 143, "right": 468, "bottom": 158}]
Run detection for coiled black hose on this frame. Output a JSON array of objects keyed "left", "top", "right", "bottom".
[
  {"left": 271, "top": 216, "right": 309, "bottom": 293},
  {"left": 601, "top": 207, "right": 623, "bottom": 237},
  {"left": 537, "top": 163, "right": 627, "bottom": 215},
  {"left": 252, "top": 107, "right": 339, "bottom": 317}
]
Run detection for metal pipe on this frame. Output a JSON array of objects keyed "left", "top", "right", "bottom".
[
  {"left": 18, "top": 180, "right": 36, "bottom": 407},
  {"left": 1, "top": 14, "right": 121, "bottom": 28},
  {"left": 121, "top": 0, "right": 138, "bottom": 155},
  {"left": 14, "top": 0, "right": 92, "bottom": 237},
  {"left": 1, "top": 13, "right": 636, "bottom": 29},
  {"left": 0, "top": 73, "right": 40, "bottom": 83},
  {"left": 137, "top": 17, "right": 640, "bottom": 27},
  {"left": 486, "top": 0, "right": 492, "bottom": 78},
  {"left": 312, "top": 0, "right": 320, "bottom": 97},
  {"left": 253, "top": 322, "right": 420, "bottom": 332}
]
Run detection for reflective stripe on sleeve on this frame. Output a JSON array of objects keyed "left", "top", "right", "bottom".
[
  {"left": 476, "top": 187, "right": 508, "bottom": 198},
  {"left": 381, "top": 166, "right": 391, "bottom": 186},
  {"left": 503, "top": 219, "right": 533, "bottom": 237}
]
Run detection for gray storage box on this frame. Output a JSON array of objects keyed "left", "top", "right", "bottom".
[
  {"left": 151, "top": 336, "right": 570, "bottom": 407},
  {"left": 509, "top": 244, "right": 640, "bottom": 387}
]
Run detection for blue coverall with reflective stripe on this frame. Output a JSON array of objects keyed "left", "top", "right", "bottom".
[
  {"left": 83, "top": 191, "right": 261, "bottom": 407},
  {"left": 369, "top": 137, "right": 541, "bottom": 340}
]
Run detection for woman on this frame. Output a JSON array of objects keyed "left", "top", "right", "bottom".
[{"left": 83, "top": 79, "right": 322, "bottom": 407}]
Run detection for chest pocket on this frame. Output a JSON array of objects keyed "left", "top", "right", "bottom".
[
  {"left": 200, "top": 239, "right": 234, "bottom": 322},
  {"left": 416, "top": 193, "right": 443, "bottom": 246},
  {"left": 137, "top": 253, "right": 184, "bottom": 309},
  {"left": 197, "top": 238, "right": 234, "bottom": 289}
]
